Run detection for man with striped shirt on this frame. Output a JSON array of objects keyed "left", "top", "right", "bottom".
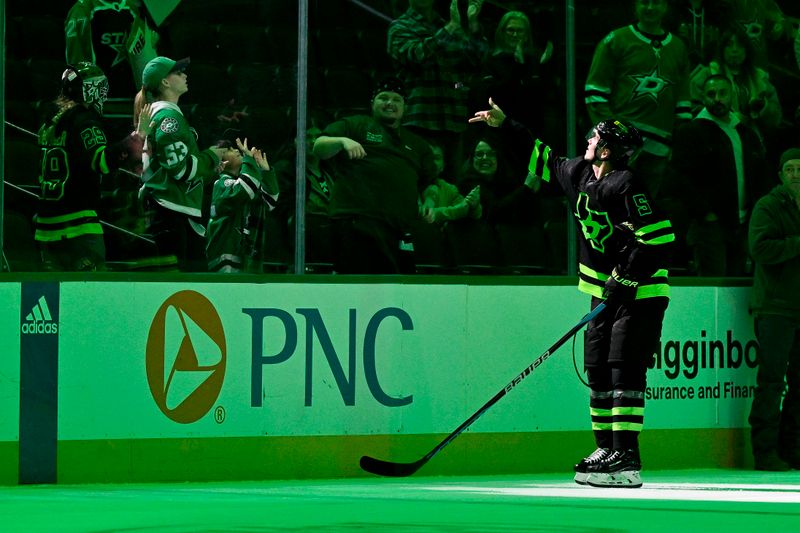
[{"left": 387, "top": 0, "right": 488, "bottom": 175}]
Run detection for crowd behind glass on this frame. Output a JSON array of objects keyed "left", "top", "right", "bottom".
[{"left": 2, "top": 0, "right": 799, "bottom": 276}]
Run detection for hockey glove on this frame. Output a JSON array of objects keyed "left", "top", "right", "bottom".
[{"left": 602, "top": 269, "right": 638, "bottom": 306}]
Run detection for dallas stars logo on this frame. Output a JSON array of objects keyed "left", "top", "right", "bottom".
[
  {"left": 575, "top": 192, "right": 613, "bottom": 253},
  {"left": 628, "top": 66, "right": 673, "bottom": 103}
]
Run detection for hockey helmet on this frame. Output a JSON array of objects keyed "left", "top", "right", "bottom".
[
  {"left": 61, "top": 62, "right": 110, "bottom": 114},
  {"left": 591, "top": 120, "right": 643, "bottom": 162}
]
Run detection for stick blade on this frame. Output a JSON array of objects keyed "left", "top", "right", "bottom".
[{"left": 359, "top": 455, "right": 426, "bottom": 477}]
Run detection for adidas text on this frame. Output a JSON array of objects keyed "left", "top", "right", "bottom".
[{"left": 21, "top": 322, "right": 58, "bottom": 335}]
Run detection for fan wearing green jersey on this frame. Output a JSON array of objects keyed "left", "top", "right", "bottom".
[
  {"left": 135, "top": 56, "right": 226, "bottom": 271},
  {"left": 206, "top": 138, "right": 279, "bottom": 273}
]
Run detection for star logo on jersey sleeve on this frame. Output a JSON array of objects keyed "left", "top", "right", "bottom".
[
  {"left": 628, "top": 67, "right": 673, "bottom": 103},
  {"left": 160, "top": 118, "right": 179, "bottom": 134}
]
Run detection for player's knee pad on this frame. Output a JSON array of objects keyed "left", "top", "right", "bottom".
[
  {"left": 586, "top": 366, "right": 612, "bottom": 393},
  {"left": 611, "top": 363, "right": 647, "bottom": 392}
]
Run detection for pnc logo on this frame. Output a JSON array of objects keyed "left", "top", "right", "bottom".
[{"left": 146, "top": 291, "right": 227, "bottom": 423}]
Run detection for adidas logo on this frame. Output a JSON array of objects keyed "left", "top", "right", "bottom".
[{"left": 21, "top": 295, "right": 58, "bottom": 335}]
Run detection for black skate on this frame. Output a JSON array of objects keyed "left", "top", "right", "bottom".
[
  {"left": 573, "top": 447, "right": 611, "bottom": 485},
  {"left": 585, "top": 448, "right": 642, "bottom": 488}
]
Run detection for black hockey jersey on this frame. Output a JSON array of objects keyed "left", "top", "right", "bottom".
[
  {"left": 35, "top": 104, "right": 126, "bottom": 242},
  {"left": 528, "top": 139, "right": 675, "bottom": 299}
]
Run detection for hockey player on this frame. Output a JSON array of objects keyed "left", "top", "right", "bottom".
[
  {"left": 206, "top": 138, "right": 279, "bottom": 273},
  {"left": 471, "top": 99, "right": 674, "bottom": 488},
  {"left": 135, "top": 56, "right": 226, "bottom": 271},
  {"left": 35, "top": 62, "right": 151, "bottom": 271}
]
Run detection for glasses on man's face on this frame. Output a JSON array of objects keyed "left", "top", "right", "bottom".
[{"left": 474, "top": 150, "right": 497, "bottom": 160}]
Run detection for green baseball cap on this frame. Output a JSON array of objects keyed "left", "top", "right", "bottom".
[
  {"left": 142, "top": 56, "right": 190, "bottom": 91},
  {"left": 779, "top": 148, "right": 800, "bottom": 170}
]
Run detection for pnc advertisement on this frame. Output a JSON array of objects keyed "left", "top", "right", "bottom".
[{"left": 54, "top": 283, "right": 757, "bottom": 441}]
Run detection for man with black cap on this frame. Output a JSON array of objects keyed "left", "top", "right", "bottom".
[
  {"left": 313, "top": 77, "right": 437, "bottom": 274},
  {"left": 748, "top": 147, "right": 800, "bottom": 471}
]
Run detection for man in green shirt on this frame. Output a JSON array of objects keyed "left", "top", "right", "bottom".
[{"left": 313, "top": 77, "right": 437, "bottom": 274}]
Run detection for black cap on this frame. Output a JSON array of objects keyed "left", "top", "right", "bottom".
[{"left": 372, "top": 76, "right": 406, "bottom": 101}]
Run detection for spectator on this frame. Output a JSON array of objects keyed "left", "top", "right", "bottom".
[
  {"left": 747, "top": 147, "right": 800, "bottom": 471},
  {"left": 421, "top": 143, "right": 481, "bottom": 225},
  {"left": 795, "top": 24, "right": 800, "bottom": 123},
  {"left": 473, "top": 10, "right": 555, "bottom": 137},
  {"left": 387, "top": 0, "right": 489, "bottom": 176},
  {"left": 458, "top": 136, "right": 534, "bottom": 225},
  {"left": 135, "top": 56, "right": 226, "bottom": 271},
  {"left": 726, "top": 0, "right": 786, "bottom": 67},
  {"left": 689, "top": 27, "right": 782, "bottom": 138},
  {"left": 671, "top": 0, "right": 730, "bottom": 66},
  {"left": 451, "top": 135, "right": 547, "bottom": 270},
  {"left": 471, "top": 100, "right": 674, "bottom": 488},
  {"left": 206, "top": 138, "right": 279, "bottom": 273},
  {"left": 313, "top": 77, "right": 437, "bottom": 274},
  {"left": 584, "top": 0, "right": 692, "bottom": 198},
  {"left": 35, "top": 62, "right": 151, "bottom": 271},
  {"left": 670, "top": 74, "right": 767, "bottom": 276},
  {"left": 66, "top": 0, "right": 159, "bottom": 94},
  {"left": 796, "top": 23, "right": 800, "bottom": 72}
]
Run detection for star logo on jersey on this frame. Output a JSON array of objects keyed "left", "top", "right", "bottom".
[
  {"left": 741, "top": 20, "right": 763, "bottom": 40},
  {"left": 108, "top": 42, "right": 128, "bottom": 68},
  {"left": 575, "top": 192, "right": 613, "bottom": 253},
  {"left": 186, "top": 179, "right": 203, "bottom": 194},
  {"left": 628, "top": 67, "right": 673, "bottom": 104},
  {"left": 161, "top": 117, "right": 179, "bottom": 134},
  {"left": 100, "top": 30, "right": 129, "bottom": 68}
]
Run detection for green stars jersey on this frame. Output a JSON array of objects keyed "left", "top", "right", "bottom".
[
  {"left": 66, "top": 0, "right": 158, "bottom": 90},
  {"left": 528, "top": 139, "right": 675, "bottom": 299},
  {"left": 206, "top": 155, "right": 280, "bottom": 273},
  {"left": 585, "top": 25, "right": 692, "bottom": 158},
  {"left": 141, "top": 101, "right": 220, "bottom": 231}
]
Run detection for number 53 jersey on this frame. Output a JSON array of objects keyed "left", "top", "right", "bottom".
[
  {"left": 141, "top": 101, "right": 220, "bottom": 224},
  {"left": 530, "top": 139, "right": 675, "bottom": 300}
]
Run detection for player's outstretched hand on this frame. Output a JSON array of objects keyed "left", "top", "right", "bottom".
[{"left": 469, "top": 98, "right": 506, "bottom": 127}]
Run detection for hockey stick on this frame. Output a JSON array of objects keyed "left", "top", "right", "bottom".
[{"left": 360, "top": 302, "right": 606, "bottom": 477}]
